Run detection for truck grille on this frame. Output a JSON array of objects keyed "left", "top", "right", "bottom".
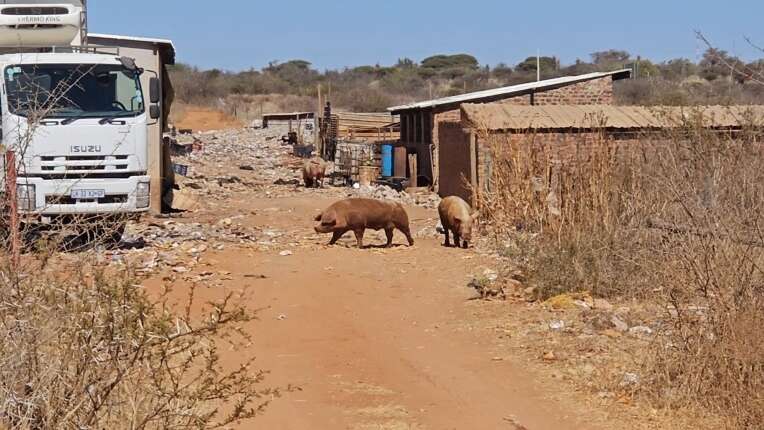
[
  {"left": 46, "top": 195, "right": 129, "bottom": 205},
  {"left": 39, "top": 155, "right": 130, "bottom": 174},
  {"left": 2, "top": 7, "right": 69, "bottom": 15}
]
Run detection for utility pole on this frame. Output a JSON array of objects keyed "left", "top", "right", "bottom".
[{"left": 536, "top": 49, "right": 541, "bottom": 82}]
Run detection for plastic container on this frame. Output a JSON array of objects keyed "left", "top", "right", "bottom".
[{"left": 381, "top": 145, "right": 393, "bottom": 177}]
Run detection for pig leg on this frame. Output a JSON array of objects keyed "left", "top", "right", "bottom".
[
  {"left": 399, "top": 226, "right": 415, "bottom": 247},
  {"left": 384, "top": 228, "right": 394, "bottom": 247},
  {"left": 453, "top": 232, "right": 461, "bottom": 248},
  {"left": 353, "top": 229, "right": 366, "bottom": 248},
  {"left": 443, "top": 228, "right": 451, "bottom": 247},
  {"left": 329, "top": 230, "right": 344, "bottom": 245}
]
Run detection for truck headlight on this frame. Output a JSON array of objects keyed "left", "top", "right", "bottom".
[
  {"left": 17, "top": 184, "right": 36, "bottom": 211},
  {"left": 136, "top": 182, "right": 150, "bottom": 208}
]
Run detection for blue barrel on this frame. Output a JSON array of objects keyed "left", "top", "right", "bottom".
[{"left": 381, "top": 145, "right": 393, "bottom": 177}]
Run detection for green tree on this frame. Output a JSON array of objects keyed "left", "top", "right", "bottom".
[
  {"left": 699, "top": 48, "right": 744, "bottom": 82},
  {"left": 590, "top": 50, "right": 631, "bottom": 67},
  {"left": 421, "top": 54, "right": 479, "bottom": 71},
  {"left": 515, "top": 56, "right": 558, "bottom": 75}
]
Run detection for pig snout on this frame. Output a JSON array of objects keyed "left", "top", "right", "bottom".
[{"left": 314, "top": 211, "right": 338, "bottom": 233}]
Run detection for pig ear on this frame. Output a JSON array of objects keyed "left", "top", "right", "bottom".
[{"left": 322, "top": 211, "right": 337, "bottom": 225}]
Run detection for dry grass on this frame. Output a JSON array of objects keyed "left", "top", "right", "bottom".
[{"left": 478, "top": 109, "right": 764, "bottom": 429}]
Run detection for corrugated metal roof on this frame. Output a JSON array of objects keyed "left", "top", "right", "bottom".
[
  {"left": 387, "top": 69, "right": 632, "bottom": 113},
  {"left": 460, "top": 104, "right": 764, "bottom": 131}
]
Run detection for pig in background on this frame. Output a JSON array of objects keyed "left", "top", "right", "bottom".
[
  {"left": 303, "top": 158, "right": 329, "bottom": 188},
  {"left": 438, "top": 196, "right": 479, "bottom": 249},
  {"left": 314, "top": 198, "right": 415, "bottom": 248}
]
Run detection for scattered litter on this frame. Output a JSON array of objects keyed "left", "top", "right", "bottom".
[{"left": 548, "top": 320, "right": 565, "bottom": 331}]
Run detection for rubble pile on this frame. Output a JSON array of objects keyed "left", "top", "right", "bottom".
[
  {"left": 171, "top": 127, "right": 304, "bottom": 200},
  {"left": 90, "top": 125, "right": 447, "bottom": 275},
  {"left": 352, "top": 184, "right": 441, "bottom": 209}
]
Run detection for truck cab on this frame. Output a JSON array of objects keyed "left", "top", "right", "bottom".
[
  {"left": 0, "top": 1, "right": 173, "bottom": 244},
  {"left": 1, "top": 52, "right": 154, "bottom": 217}
]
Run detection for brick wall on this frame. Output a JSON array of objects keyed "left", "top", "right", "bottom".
[
  {"left": 533, "top": 76, "right": 614, "bottom": 105},
  {"left": 495, "top": 77, "right": 614, "bottom": 106},
  {"left": 475, "top": 131, "right": 645, "bottom": 199},
  {"left": 426, "top": 76, "right": 616, "bottom": 192}
]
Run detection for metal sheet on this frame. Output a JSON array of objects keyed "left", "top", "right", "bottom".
[
  {"left": 461, "top": 104, "right": 764, "bottom": 131},
  {"left": 388, "top": 69, "right": 632, "bottom": 113}
]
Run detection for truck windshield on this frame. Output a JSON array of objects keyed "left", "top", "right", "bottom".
[{"left": 4, "top": 63, "right": 144, "bottom": 119}]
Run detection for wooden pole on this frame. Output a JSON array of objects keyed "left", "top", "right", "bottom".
[
  {"left": 316, "top": 83, "right": 322, "bottom": 151},
  {"left": 408, "top": 154, "right": 418, "bottom": 188}
]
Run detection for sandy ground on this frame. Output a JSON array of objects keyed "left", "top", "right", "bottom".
[
  {"left": 144, "top": 193, "right": 612, "bottom": 430},
  {"left": 127, "top": 112, "right": 684, "bottom": 429}
]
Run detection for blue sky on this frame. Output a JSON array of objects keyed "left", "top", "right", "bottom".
[{"left": 89, "top": 0, "right": 764, "bottom": 71}]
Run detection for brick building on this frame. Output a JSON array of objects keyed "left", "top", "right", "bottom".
[
  {"left": 439, "top": 104, "right": 764, "bottom": 204},
  {"left": 386, "top": 69, "right": 632, "bottom": 189}
]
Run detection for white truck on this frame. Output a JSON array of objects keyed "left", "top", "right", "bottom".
[{"left": 0, "top": 1, "right": 163, "bottom": 242}]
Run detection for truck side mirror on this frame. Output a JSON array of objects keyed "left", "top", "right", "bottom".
[
  {"left": 149, "top": 105, "right": 160, "bottom": 119},
  {"left": 149, "top": 77, "right": 160, "bottom": 104}
]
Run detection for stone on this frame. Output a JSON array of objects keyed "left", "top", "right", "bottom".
[
  {"left": 548, "top": 320, "right": 566, "bottom": 331},
  {"left": 581, "top": 364, "right": 596, "bottom": 376},
  {"left": 593, "top": 298, "right": 614, "bottom": 310},
  {"left": 610, "top": 315, "right": 629, "bottom": 332},
  {"left": 628, "top": 325, "right": 653, "bottom": 336},
  {"left": 621, "top": 372, "right": 640, "bottom": 387}
]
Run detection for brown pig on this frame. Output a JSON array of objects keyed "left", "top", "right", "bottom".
[
  {"left": 438, "top": 196, "right": 479, "bottom": 248},
  {"left": 314, "top": 198, "right": 415, "bottom": 248},
  {"left": 303, "top": 158, "right": 328, "bottom": 188}
]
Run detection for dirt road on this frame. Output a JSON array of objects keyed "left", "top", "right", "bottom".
[{"left": 145, "top": 192, "right": 600, "bottom": 430}]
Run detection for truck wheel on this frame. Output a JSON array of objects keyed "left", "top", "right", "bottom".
[{"left": 90, "top": 222, "right": 125, "bottom": 249}]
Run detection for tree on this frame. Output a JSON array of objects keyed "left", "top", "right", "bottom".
[
  {"left": 491, "top": 62, "right": 514, "bottom": 81},
  {"left": 591, "top": 50, "right": 630, "bottom": 67},
  {"left": 560, "top": 59, "right": 598, "bottom": 76},
  {"left": 658, "top": 58, "right": 698, "bottom": 81},
  {"left": 395, "top": 58, "right": 416, "bottom": 69},
  {"left": 515, "top": 56, "right": 558, "bottom": 75},
  {"left": 699, "top": 48, "right": 744, "bottom": 82},
  {"left": 421, "top": 54, "right": 479, "bottom": 71}
]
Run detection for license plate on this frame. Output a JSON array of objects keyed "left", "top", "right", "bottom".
[{"left": 71, "top": 189, "right": 106, "bottom": 199}]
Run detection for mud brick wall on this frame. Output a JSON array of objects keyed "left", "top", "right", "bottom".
[
  {"left": 475, "top": 131, "right": 645, "bottom": 200},
  {"left": 495, "top": 77, "right": 614, "bottom": 106},
  {"left": 430, "top": 77, "right": 616, "bottom": 191}
]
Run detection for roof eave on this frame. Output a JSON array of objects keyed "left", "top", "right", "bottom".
[
  {"left": 388, "top": 69, "right": 633, "bottom": 113},
  {"left": 87, "top": 33, "right": 176, "bottom": 65}
]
